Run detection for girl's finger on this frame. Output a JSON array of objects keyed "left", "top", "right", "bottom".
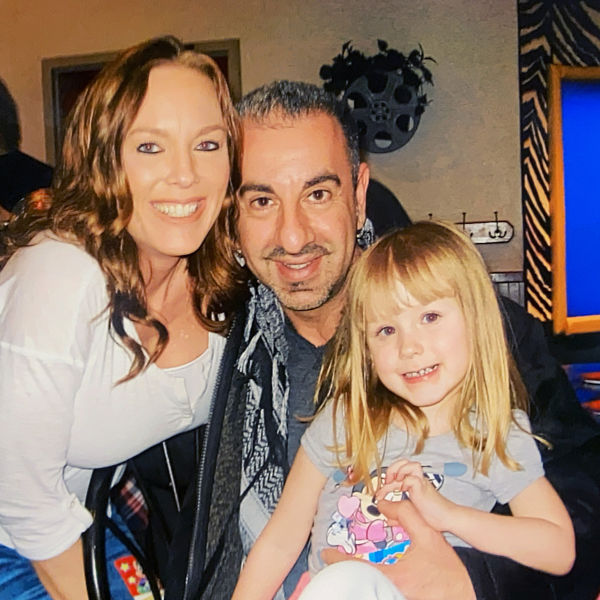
[
  {"left": 375, "top": 480, "right": 407, "bottom": 500},
  {"left": 383, "top": 459, "right": 410, "bottom": 482},
  {"left": 399, "top": 474, "right": 425, "bottom": 495},
  {"left": 386, "top": 461, "right": 424, "bottom": 482}
]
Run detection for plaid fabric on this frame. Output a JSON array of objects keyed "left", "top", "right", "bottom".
[{"left": 112, "top": 469, "right": 149, "bottom": 536}]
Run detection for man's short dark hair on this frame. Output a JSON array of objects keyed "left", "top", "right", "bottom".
[
  {"left": 0, "top": 78, "right": 21, "bottom": 152},
  {"left": 237, "top": 80, "right": 360, "bottom": 186}
]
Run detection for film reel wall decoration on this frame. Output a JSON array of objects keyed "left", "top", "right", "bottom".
[
  {"left": 344, "top": 70, "right": 422, "bottom": 153},
  {"left": 320, "top": 40, "right": 434, "bottom": 154}
]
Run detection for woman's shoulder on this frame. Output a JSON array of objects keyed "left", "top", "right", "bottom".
[
  {"left": 2, "top": 233, "right": 103, "bottom": 285},
  {"left": 12, "top": 233, "right": 97, "bottom": 266},
  {"left": 0, "top": 233, "right": 107, "bottom": 320}
]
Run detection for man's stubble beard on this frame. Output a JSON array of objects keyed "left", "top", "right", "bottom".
[{"left": 275, "top": 264, "right": 350, "bottom": 313}]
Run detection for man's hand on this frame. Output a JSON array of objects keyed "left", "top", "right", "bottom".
[{"left": 322, "top": 499, "right": 476, "bottom": 600}]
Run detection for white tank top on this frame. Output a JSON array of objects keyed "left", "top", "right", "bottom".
[{"left": 162, "top": 332, "right": 226, "bottom": 425}]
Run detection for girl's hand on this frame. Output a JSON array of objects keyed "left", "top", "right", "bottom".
[{"left": 376, "top": 459, "right": 456, "bottom": 531}]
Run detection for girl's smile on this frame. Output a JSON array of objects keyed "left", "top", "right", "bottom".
[{"left": 402, "top": 363, "right": 439, "bottom": 380}]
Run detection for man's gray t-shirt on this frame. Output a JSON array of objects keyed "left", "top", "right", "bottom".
[
  {"left": 302, "top": 403, "right": 544, "bottom": 575},
  {"left": 284, "top": 320, "right": 325, "bottom": 467},
  {"left": 282, "top": 319, "right": 325, "bottom": 596}
]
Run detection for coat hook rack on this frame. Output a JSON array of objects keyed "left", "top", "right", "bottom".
[{"left": 454, "top": 212, "right": 513, "bottom": 245}]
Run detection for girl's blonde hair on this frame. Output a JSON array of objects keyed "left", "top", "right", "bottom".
[
  {"left": 1, "top": 36, "right": 245, "bottom": 381},
  {"left": 317, "top": 220, "right": 528, "bottom": 492}
]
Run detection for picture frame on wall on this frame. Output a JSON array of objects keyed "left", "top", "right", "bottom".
[
  {"left": 548, "top": 64, "right": 600, "bottom": 335},
  {"left": 41, "top": 38, "right": 241, "bottom": 166}
]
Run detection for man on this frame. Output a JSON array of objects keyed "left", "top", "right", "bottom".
[
  {"left": 234, "top": 83, "right": 370, "bottom": 597},
  {"left": 159, "top": 81, "right": 600, "bottom": 599}
]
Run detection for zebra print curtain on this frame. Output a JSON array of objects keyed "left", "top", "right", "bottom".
[{"left": 519, "top": 0, "right": 600, "bottom": 320}]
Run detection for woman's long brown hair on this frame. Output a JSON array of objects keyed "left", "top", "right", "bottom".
[{"left": 1, "top": 36, "right": 246, "bottom": 381}]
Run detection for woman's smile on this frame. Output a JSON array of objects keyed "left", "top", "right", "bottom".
[{"left": 151, "top": 198, "right": 204, "bottom": 218}]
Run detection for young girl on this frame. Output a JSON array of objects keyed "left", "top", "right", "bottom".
[{"left": 232, "top": 221, "right": 575, "bottom": 600}]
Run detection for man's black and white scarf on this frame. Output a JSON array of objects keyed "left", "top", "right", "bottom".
[{"left": 238, "top": 281, "right": 290, "bottom": 577}]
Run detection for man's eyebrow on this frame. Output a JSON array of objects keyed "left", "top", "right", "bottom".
[
  {"left": 303, "top": 173, "right": 341, "bottom": 189},
  {"left": 237, "top": 173, "right": 341, "bottom": 197},
  {"left": 238, "top": 182, "right": 275, "bottom": 196}
]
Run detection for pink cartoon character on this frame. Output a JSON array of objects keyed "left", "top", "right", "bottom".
[{"left": 326, "top": 469, "right": 410, "bottom": 564}]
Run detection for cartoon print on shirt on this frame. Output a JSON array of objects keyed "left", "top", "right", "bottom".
[
  {"left": 325, "top": 463, "right": 463, "bottom": 564},
  {"left": 326, "top": 467, "right": 412, "bottom": 564},
  {"left": 326, "top": 510, "right": 356, "bottom": 554}
]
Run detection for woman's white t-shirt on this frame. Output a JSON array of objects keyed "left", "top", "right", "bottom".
[{"left": 0, "top": 235, "right": 224, "bottom": 560}]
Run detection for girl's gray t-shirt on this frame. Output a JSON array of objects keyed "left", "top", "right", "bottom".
[{"left": 302, "top": 404, "right": 544, "bottom": 574}]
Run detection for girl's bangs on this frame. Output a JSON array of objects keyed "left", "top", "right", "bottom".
[{"left": 360, "top": 243, "right": 456, "bottom": 321}]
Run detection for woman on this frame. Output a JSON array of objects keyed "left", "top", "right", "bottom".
[{"left": 0, "top": 36, "right": 241, "bottom": 599}]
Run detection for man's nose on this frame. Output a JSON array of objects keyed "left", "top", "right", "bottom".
[{"left": 276, "top": 202, "right": 314, "bottom": 254}]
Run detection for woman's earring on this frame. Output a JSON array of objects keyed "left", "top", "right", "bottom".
[{"left": 234, "top": 249, "right": 246, "bottom": 267}]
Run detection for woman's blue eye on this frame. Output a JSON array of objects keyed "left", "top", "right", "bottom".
[
  {"left": 137, "top": 142, "right": 161, "bottom": 154},
  {"left": 196, "top": 140, "right": 220, "bottom": 151}
]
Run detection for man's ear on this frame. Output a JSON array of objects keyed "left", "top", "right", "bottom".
[{"left": 355, "top": 162, "right": 370, "bottom": 230}]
